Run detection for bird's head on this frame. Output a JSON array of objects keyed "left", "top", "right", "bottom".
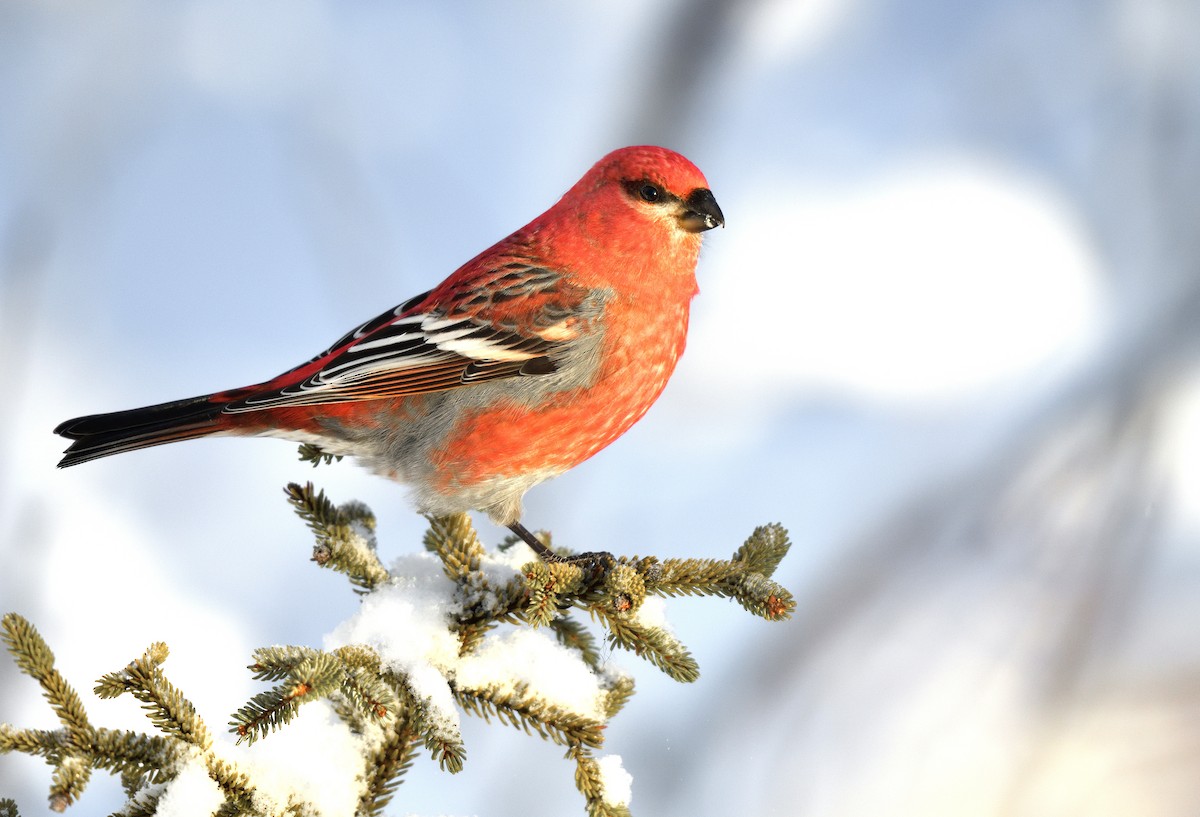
[{"left": 568, "top": 145, "right": 724, "bottom": 243}]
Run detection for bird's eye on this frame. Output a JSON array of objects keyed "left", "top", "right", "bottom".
[
  {"left": 622, "top": 179, "right": 669, "bottom": 205},
  {"left": 638, "top": 183, "right": 663, "bottom": 203}
]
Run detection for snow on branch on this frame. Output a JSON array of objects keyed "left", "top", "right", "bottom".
[{"left": 0, "top": 474, "right": 794, "bottom": 816}]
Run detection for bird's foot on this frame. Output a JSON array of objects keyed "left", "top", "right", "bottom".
[
  {"left": 539, "top": 549, "right": 615, "bottom": 578},
  {"left": 507, "top": 522, "right": 614, "bottom": 578}
]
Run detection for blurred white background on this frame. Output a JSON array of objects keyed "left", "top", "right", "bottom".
[{"left": 2, "top": 0, "right": 1200, "bottom": 814}]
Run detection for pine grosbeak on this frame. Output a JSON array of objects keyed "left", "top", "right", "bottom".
[{"left": 55, "top": 146, "right": 724, "bottom": 559}]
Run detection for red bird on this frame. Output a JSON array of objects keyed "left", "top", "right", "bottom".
[{"left": 55, "top": 146, "right": 724, "bottom": 559}]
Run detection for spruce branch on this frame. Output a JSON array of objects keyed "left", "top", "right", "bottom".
[
  {"left": 285, "top": 481, "right": 388, "bottom": 592},
  {"left": 597, "top": 611, "right": 700, "bottom": 684},
  {"left": 231, "top": 651, "right": 347, "bottom": 745},
  {"left": 550, "top": 615, "right": 603, "bottom": 671},
  {"left": 732, "top": 522, "right": 791, "bottom": 578},
  {"left": 243, "top": 643, "right": 399, "bottom": 729},
  {"left": 247, "top": 644, "right": 322, "bottom": 683},
  {"left": 626, "top": 525, "right": 798, "bottom": 621},
  {"left": 523, "top": 560, "right": 588, "bottom": 627},
  {"left": 214, "top": 801, "right": 245, "bottom": 817},
  {"left": 451, "top": 570, "right": 529, "bottom": 652},
  {"left": 339, "top": 664, "right": 401, "bottom": 725},
  {"left": 452, "top": 681, "right": 605, "bottom": 750},
  {"left": 422, "top": 727, "right": 467, "bottom": 774},
  {"left": 575, "top": 753, "right": 633, "bottom": 817},
  {"left": 204, "top": 755, "right": 257, "bottom": 810},
  {"left": 728, "top": 572, "right": 795, "bottom": 620},
  {"left": 452, "top": 615, "right": 497, "bottom": 658},
  {"left": 48, "top": 756, "right": 90, "bottom": 813},
  {"left": 600, "top": 564, "right": 647, "bottom": 617},
  {"left": 297, "top": 442, "right": 343, "bottom": 467},
  {"left": 120, "top": 788, "right": 164, "bottom": 817},
  {"left": 94, "top": 643, "right": 211, "bottom": 751},
  {"left": 1, "top": 613, "right": 97, "bottom": 809},
  {"left": 358, "top": 717, "right": 421, "bottom": 816},
  {"left": 1, "top": 725, "right": 66, "bottom": 760},
  {"left": 89, "top": 730, "right": 181, "bottom": 794},
  {"left": 229, "top": 679, "right": 317, "bottom": 746},
  {"left": 1, "top": 620, "right": 190, "bottom": 812},
  {"left": 3, "top": 481, "right": 794, "bottom": 815},
  {"left": 1, "top": 614, "right": 93, "bottom": 748},
  {"left": 393, "top": 677, "right": 467, "bottom": 774},
  {"left": 599, "top": 673, "right": 635, "bottom": 720},
  {"left": 424, "top": 513, "right": 486, "bottom": 580}
]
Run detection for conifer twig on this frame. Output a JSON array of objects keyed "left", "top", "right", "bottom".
[
  {"left": 2, "top": 482, "right": 794, "bottom": 815},
  {"left": 0, "top": 615, "right": 93, "bottom": 748},
  {"left": 575, "top": 753, "right": 633, "bottom": 817},
  {"left": 285, "top": 481, "right": 389, "bottom": 591},
  {"left": 297, "top": 442, "right": 343, "bottom": 467},
  {"left": 358, "top": 714, "right": 421, "bottom": 816},
  {"left": 452, "top": 681, "right": 605, "bottom": 750},
  {"left": 94, "top": 642, "right": 211, "bottom": 750}
]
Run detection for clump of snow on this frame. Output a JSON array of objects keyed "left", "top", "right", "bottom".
[
  {"left": 455, "top": 627, "right": 606, "bottom": 720},
  {"left": 325, "top": 553, "right": 465, "bottom": 734},
  {"left": 495, "top": 541, "right": 539, "bottom": 569},
  {"left": 241, "top": 702, "right": 367, "bottom": 817},
  {"left": 154, "top": 754, "right": 223, "bottom": 817},
  {"left": 346, "top": 518, "right": 378, "bottom": 554},
  {"left": 631, "top": 596, "right": 672, "bottom": 633},
  {"left": 145, "top": 702, "right": 377, "bottom": 817},
  {"left": 328, "top": 549, "right": 610, "bottom": 724},
  {"left": 164, "top": 701, "right": 367, "bottom": 817},
  {"left": 455, "top": 542, "right": 534, "bottom": 616},
  {"left": 596, "top": 754, "right": 633, "bottom": 806}
]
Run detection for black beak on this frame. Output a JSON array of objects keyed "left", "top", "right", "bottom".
[{"left": 680, "top": 188, "right": 725, "bottom": 233}]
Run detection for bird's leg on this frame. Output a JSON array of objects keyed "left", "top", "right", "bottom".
[
  {"left": 508, "top": 521, "right": 561, "bottom": 561},
  {"left": 507, "top": 521, "right": 615, "bottom": 576}
]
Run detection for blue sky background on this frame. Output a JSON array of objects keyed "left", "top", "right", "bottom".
[{"left": 3, "top": 1, "right": 1200, "bottom": 815}]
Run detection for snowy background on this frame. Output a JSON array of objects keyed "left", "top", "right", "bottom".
[{"left": 3, "top": 0, "right": 1200, "bottom": 814}]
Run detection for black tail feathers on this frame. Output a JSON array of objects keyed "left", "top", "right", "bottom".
[{"left": 55, "top": 395, "right": 224, "bottom": 467}]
